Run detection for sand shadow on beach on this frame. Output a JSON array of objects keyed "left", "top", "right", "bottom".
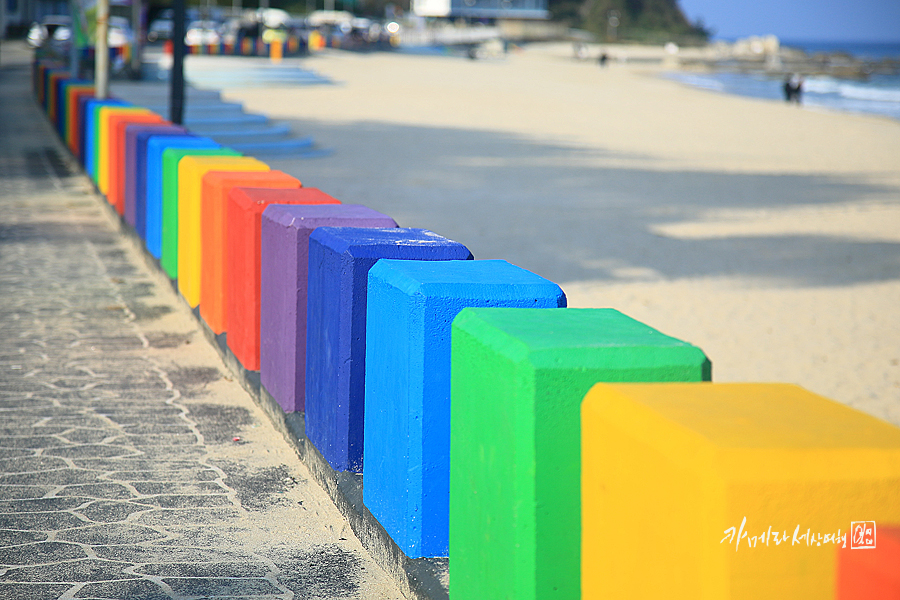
[{"left": 265, "top": 119, "right": 900, "bottom": 288}]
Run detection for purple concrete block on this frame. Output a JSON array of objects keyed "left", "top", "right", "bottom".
[
  {"left": 305, "top": 227, "right": 473, "bottom": 473},
  {"left": 260, "top": 204, "right": 397, "bottom": 414},
  {"left": 125, "top": 124, "right": 186, "bottom": 237}
]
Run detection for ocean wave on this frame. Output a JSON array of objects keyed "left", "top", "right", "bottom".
[
  {"left": 666, "top": 73, "right": 725, "bottom": 92},
  {"left": 837, "top": 84, "right": 900, "bottom": 103},
  {"left": 804, "top": 77, "right": 900, "bottom": 103}
]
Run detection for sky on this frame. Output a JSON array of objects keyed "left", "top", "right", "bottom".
[{"left": 677, "top": 0, "right": 900, "bottom": 43}]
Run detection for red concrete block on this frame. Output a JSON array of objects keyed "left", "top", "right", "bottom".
[
  {"left": 226, "top": 188, "right": 340, "bottom": 371},
  {"left": 67, "top": 88, "right": 95, "bottom": 157},
  {"left": 108, "top": 113, "right": 166, "bottom": 215},
  {"left": 200, "top": 170, "right": 302, "bottom": 335},
  {"left": 837, "top": 525, "right": 900, "bottom": 600}
]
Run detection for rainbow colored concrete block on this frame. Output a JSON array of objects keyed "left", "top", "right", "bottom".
[
  {"left": 46, "top": 71, "right": 68, "bottom": 123},
  {"left": 175, "top": 156, "right": 269, "bottom": 308},
  {"left": 85, "top": 99, "right": 129, "bottom": 177},
  {"left": 228, "top": 190, "right": 342, "bottom": 374},
  {"left": 97, "top": 106, "right": 150, "bottom": 194},
  {"left": 66, "top": 87, "right": 95, "bottom": 157},
  {"left": 449, "top": 308, "right": 711, "bottom": 600},
  {"left": 108, "top": 113, "right": 166, "bottom": 215},
  {"left": 363, "top": 260, "right": 566, "bottom": 558},
  {"left": 258, "top": 204, "right": 393, "bottom": 412},
  {"left": 199, "top": 170, "right": 301, "bottom": 335},
  {"left": 159, "top": 146, "right": 240, "bottom": 279},
  {"left": 305, "top": 227, "right": 472, "bottom": 473},
  {"left": 581, "top": 383, "right": 900, "bottom": 600},
  {"left": 837, "top": 525, "right": 900, "bottom": 599},
  {"left": 126, "top": 125, "right": 186, "bottom": 237},
  {"left": 145, "top": 135, "right": 218, "bottom": 259},
  {"left": 58, "top": 80, "right": 91, "bottom": 139}
]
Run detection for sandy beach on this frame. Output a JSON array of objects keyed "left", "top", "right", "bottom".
[{"left": 217, "top": 43, "right": 900, "bottom": 426}]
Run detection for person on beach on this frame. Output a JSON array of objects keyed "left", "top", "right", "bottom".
[{"left": 783, "top": 74, "right": 804, "bottom": 104}]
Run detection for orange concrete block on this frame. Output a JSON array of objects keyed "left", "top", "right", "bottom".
[
  {"left": 98, "top": 106, "right": 150, "bottom": 196},
  {"left": 108, "top": 113, "right": 167, "bottom": 215},
  {"left": 200, "top": 171, "right": 302, "bottom": 335},
  {"left": 837, "top": 525, "right": 900, "bottom": 600}
]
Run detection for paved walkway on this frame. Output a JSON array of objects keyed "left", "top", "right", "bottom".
[{"left": 0, "top": 42, "right": 403, "bottom": 600}]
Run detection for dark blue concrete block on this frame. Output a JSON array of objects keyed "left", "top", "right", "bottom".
[
  {"left": 362, "top": 259, "right": 566, "bottom": 558},
  {"left": 84, "top": 98, "right": 129, "bottom": 180},
  {"left": 125, "top": 125, "right": 186, "bottom": 238},
  {"left": 305, "top": 228, "right": 473, "bottom": 474},
  {"left": 144, "top": 135, "right": 218, "bottom": 259}
]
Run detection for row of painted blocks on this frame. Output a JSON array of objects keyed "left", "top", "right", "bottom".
[
  {"left": 161, "top": 36, "right": 307, "bottom": 56},
  {"left": 34, "top": 65, "right": 900, "bottom": 599}
]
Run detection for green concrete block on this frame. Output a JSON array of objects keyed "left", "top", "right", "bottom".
[
  {"left": 449, "top": 307, "right": 711, "bottom": 600},
  {"left": 160, "top": 147, "right": 240, "bottom": 280}
]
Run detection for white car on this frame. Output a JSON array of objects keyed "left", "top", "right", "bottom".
[{"left": 185, "top": 21, "right": 221, "bottom": 45}]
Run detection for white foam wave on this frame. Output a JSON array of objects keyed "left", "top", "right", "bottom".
[
  {"left": 837, "top": 83, "right": 900, "bottom": 103},
  {"left": 804, "top": 76, "right": 900, "bottom": 103}
]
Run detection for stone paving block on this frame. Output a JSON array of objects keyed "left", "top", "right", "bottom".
[
  {"left": 837, "top": 525, "right": 900, "bottom": 600},
  {"left": 97, "top": 106, "right": 151, "bottom": 196},
  {"left": 449, "top": 307, "right": 711, "bottom": 600},
  {"left": 581, "top": 382, "right": 900, "bottom": 600},
  {"left": 199, "top": 170, "right": 302, "bottom": 334},
  {"left": 258, "top": 203, "right": 393, "bottom": 411},
  {"left": 228, "top": 190, "right": 343, "bottom": 374},
  {"left": 84, "top": 98, "right": 128, "bottom": 177},
  {"left": 159, "top": 146, "right": 240, "bottom": 279},
  {"left": 66, "top": 87, "right": 94, "bottom": 157},
  {"left": 363, "top": 259, "right": 566, "bottom": 558},
  {"left": 306, "top": 227, "right": 472, "bottom": 473},
  {"left": 108, "top": 113, "right": 167, "bottom": 216},
  {"left": 125, "top": 125, "right": 187, "bottom": 238},
  {"left": 176, "top": 156, "right": 269, "bottom": 308},
  {"left": 145, "top": 135, "right": 218, "bottom": 259}
]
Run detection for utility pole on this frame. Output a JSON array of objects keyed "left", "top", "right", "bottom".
[
  {"left": 131, "top": 0, "right": 141, "bottom": 77},
  {"left": 95, "top": 0, "right": 110, "bottom": 99},
  {"left": 169, "top": 0, "right": 186, "bottom": 124}
]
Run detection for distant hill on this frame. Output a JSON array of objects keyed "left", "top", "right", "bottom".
[{"left": 551, "top": 0, "right": 710, "bottom": 44}]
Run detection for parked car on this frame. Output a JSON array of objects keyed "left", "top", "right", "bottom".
[
  {"left": 185, "top": 20, "right": 221, "bottom": 45},
  {"left": 26, "top": 15, "right": 71, "bottom": 48},
  {"left": 147, "top": 17, "right": 174, "bottom": 41},
  {"left": 107, "top": 16, "right": 135, "bottom": 49}
]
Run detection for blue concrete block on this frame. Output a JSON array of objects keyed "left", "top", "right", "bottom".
[
  {"left": 84, "top": 99, "right": 129, "bottom": 180},
  {"left": 127, "top": 125, "right": 187, "bottom": 240},
  {"left": 362, "top": 259, "right": 566, "bottom": 558},
  {"left": 306, "top": 228, "right": 473, "bottom": 474},
  {"left": 144, "top": 135, "right": 218, "bottom": 259}
]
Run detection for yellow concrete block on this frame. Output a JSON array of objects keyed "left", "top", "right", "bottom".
[
  {"left": 581, "top": 382, "right": 900, "bottom": 600},
  {"left": 97, "top": 106, "right": 150, "bottom": 196},
  {"left": 176, "top": 156, "right": 268, "bottom": 308}
]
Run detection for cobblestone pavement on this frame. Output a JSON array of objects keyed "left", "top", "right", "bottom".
[{"left": 0, "top": 45, "right": 404, "bottom": 600}]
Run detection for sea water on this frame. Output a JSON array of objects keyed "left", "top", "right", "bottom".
[{"left": 665, "top": 41, "right": 900, "bottom": 121}]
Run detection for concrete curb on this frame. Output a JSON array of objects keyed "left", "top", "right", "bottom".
[{"left": 96, "top": 195, "right": 450, "bottom": 600}]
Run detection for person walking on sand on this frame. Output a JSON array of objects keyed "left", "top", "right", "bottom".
[{"left": 784, "top": 74, "right": 804, "bottom": 104}]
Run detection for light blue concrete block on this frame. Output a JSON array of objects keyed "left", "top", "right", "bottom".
[
  {"left": 362, "top": 259, "right": 566, "bottom": 558},
  {"left": 85, "top": 99, "right": 129, "bottom": 181},
  {"left": 305, "top": 227, "right": 473, "bottom": 474}
]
